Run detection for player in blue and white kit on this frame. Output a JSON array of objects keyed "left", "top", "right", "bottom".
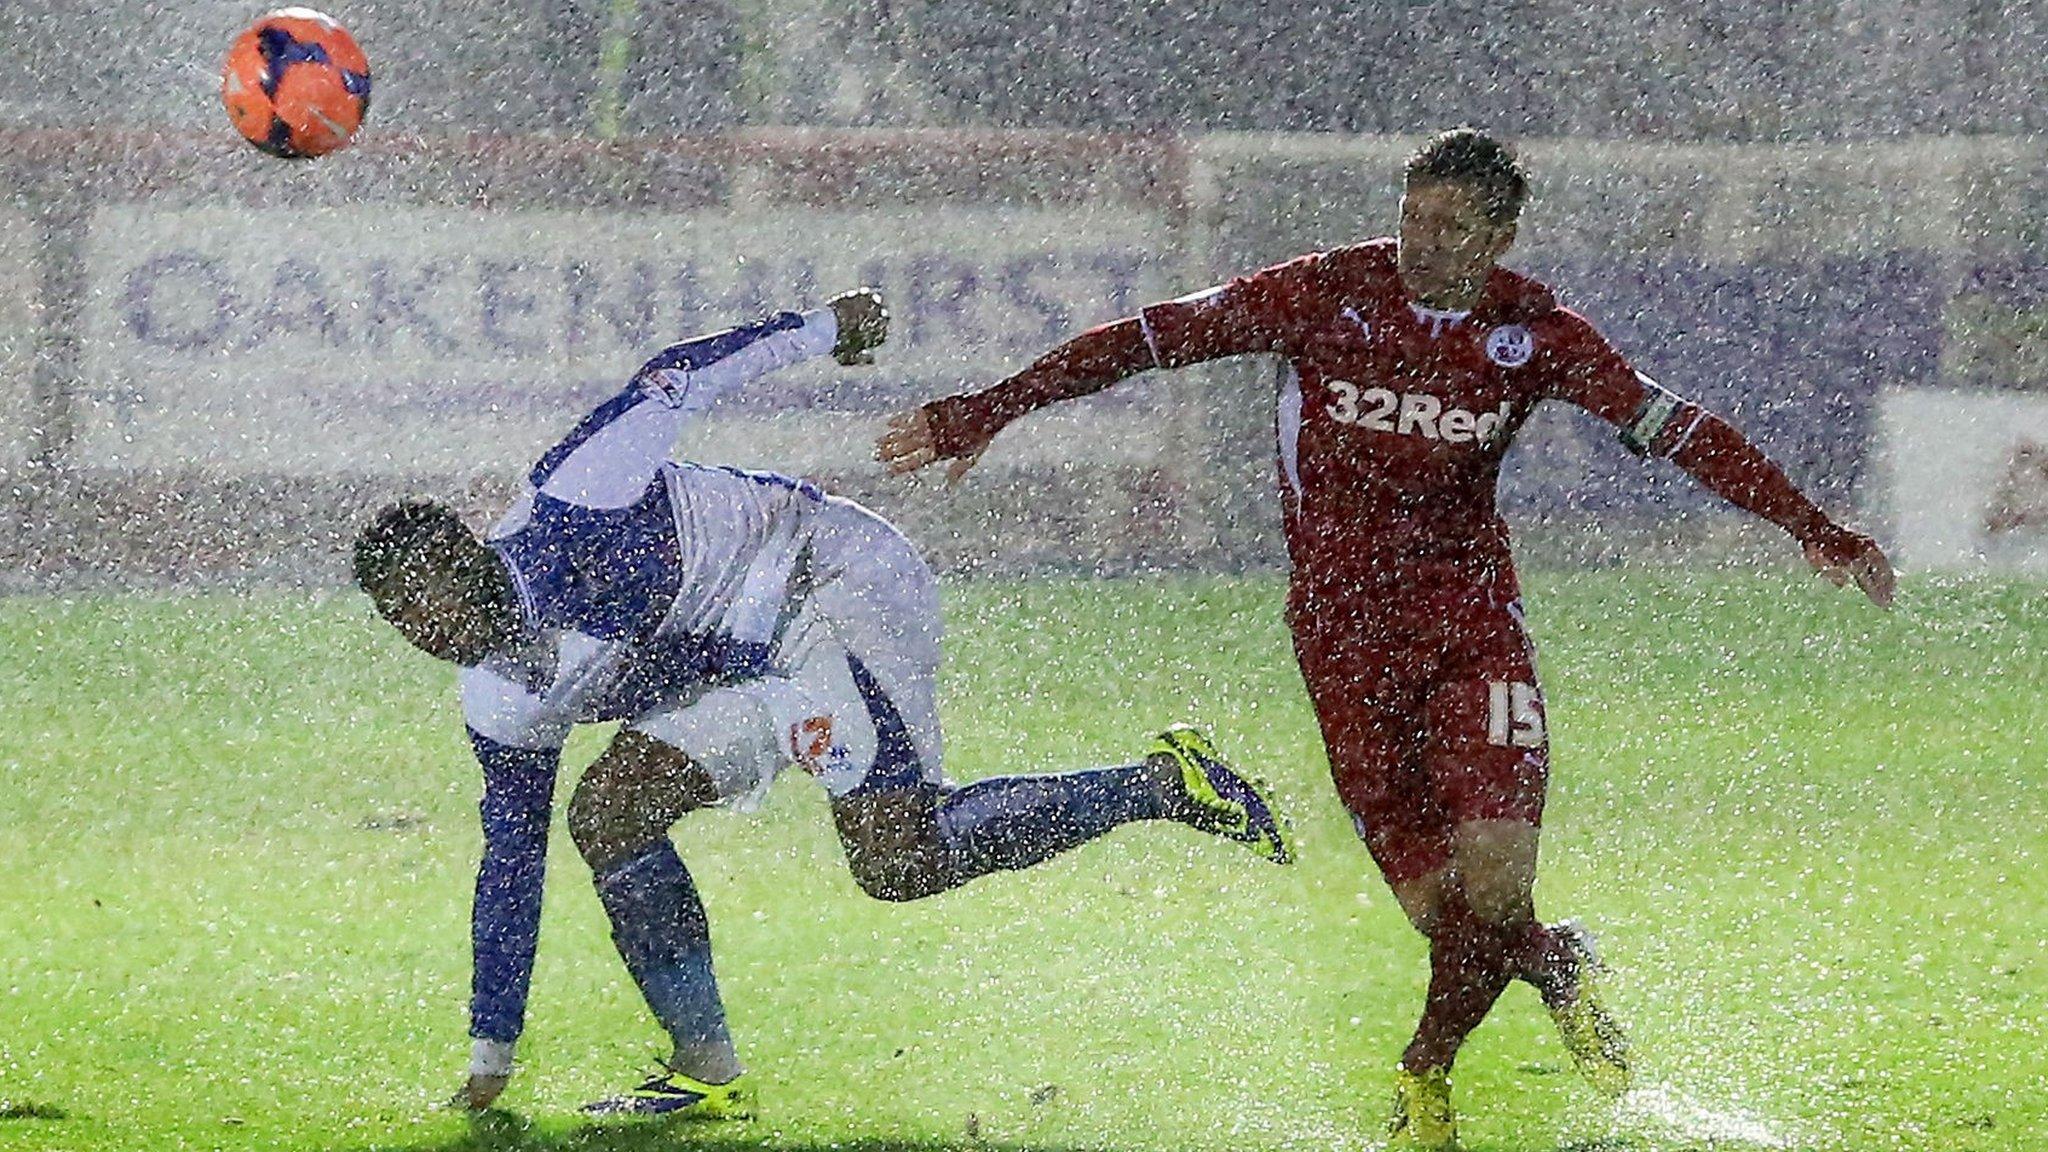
[{"left": 350, "top": 289, "right": 1293, "bottom": 1117}]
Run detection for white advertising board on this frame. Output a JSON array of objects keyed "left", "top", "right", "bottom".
[
  {"left": 75, "top": 204, "right": 1176, "bottom": 477},
  {"left": 1881, "top": 388, "right": 2048, "bottom": 574}
]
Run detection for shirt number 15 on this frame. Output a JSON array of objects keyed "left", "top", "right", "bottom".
[{"left": 1487, "top": 681, "right": 1545, "bottom": 748}]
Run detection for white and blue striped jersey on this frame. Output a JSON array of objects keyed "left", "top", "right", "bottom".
[{"left": 462, "top": 308, "right": 839, "bottom": 747}]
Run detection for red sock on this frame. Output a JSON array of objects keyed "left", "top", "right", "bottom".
[
  {"left": 1514, "top": 921, "right": 1579, "bottom": 1008},
  {"left": 1402, "top": 887, "right": 1515, "bottom": 1071}
]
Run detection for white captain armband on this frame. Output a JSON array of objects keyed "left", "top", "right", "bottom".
[
  {"left": 1618, "top": 372, "right": 1702, "bottom": 458},
  {"left": 1137, "top": 310, "right": 1164, "bottom": 368}
]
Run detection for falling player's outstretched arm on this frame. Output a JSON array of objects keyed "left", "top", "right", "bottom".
[
  {"left": 879, "top": 256, "right": 1316, "bottom": 480},
  {"left": 457, "top": 722, "right": 564, "bottom": 1110},
  {"left": 1543, "top": 314, "right": 1896, "bottom": 607},
  {"left": 531, "top": 289, "right": 887, "bottom": 509}
]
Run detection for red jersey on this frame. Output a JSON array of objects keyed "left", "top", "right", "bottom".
[
  {"left": 1139, "top": 239, "right": 1663, "bottom": 594},
  {"left": 924, "top": 237, "right": 1846, "bottom": 601}
]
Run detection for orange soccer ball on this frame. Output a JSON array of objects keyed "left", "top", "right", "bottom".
[{"left": 221, "top": 8, "right": 371, "bottom": 159}]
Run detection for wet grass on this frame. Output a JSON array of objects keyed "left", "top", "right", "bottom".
[{"left": 0, "top": 569, "right": 2041, "bottom": 1151}]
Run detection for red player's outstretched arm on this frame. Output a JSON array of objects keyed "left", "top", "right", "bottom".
[
  {"left": 921, "top": 318, "right": 1156, "bottom": 459},
  {"left": 1543, "top": 312, "right": 1896, "bottom": 607},
  {"left": 1665, "top": 413, "right": 1829, "bottom": 539},
  {"left": 902, "top": 254, "right": 1320, "bottom": 466}
]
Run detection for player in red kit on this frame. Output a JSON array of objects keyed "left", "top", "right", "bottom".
[{"left": 878, "top": 128, "right": 1894, "bottom": 1150}]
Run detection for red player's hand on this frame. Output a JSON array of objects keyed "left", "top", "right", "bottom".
[
  {"left": 876, "top": 408, "right": 986, "bottom": 485},
  {"left": 1802, "top": 525, "right": 1896, "bottom": 609}
]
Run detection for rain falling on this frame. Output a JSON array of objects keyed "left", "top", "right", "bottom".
[{"left": 0, "top": 4, "right": 2041, "bottom": 1151}]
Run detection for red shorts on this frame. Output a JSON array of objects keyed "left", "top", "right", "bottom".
[{"left": 1288, "top": 575, "right": 1549, "bottom": 886}]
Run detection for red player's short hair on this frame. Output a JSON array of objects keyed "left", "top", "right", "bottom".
[{"left": 1405, "top": 128, "right": 1529, "bottom": 227}]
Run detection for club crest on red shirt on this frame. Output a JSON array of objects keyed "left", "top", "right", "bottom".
[{"left": 1485, "top": 325, "right": 1534, "bottom": 367}]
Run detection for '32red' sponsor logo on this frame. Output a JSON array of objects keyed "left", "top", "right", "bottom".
[{"left": 1325, "top": 382, "right": 1512, "bottom": 446}]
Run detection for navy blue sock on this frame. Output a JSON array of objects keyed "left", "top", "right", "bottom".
[
  {"left": 592, "top": 842, "right": 732, "bottom": 1056},
  {"left": 935, "top": 763, "right": 1168, "bottom": 878}
]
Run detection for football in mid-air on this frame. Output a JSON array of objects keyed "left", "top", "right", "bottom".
[{"left": 220, "top": 8, "right": 371, "bottom": 159}]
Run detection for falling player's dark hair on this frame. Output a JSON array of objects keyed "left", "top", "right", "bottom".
[
  {"left": 351, "top": 499, "right": 471, "bottom": 591},
  {"left": 1405, "top": 127, "right": 1528, "bottom": 226}
]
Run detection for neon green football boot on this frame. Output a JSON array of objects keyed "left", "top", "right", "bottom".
[
  {"left": 582, "top": 1069, "right": 754, "bottom": 1119},
  {"left": 1151, "top": 724, "right": 1295, "bottom": 864},
  {"left": 1545, "top": 919, "right": 1632, "bottom": 1098},
  {"left": 1387, "top": 1064, "right": 1460, "bottom": 1152}
]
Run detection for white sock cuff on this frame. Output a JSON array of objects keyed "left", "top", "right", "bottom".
[{"left": 469, "top": 1036, "right": 517, "bottom": 1078}]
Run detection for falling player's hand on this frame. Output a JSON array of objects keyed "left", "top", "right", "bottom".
[
  {"left": 451, "top": 1038, "right": 515, "bottom": 1112},
  {"left": 451, "top": 1072, "right": 510, "bottom": 1113},
  {"left": 829, "top": 287, "right": 889, "bottom": 366},
  {"left": 876, "top": 407, "right": 985, "bottom": 485},
  {"left": 1803, "top": 525, "right": 1896, "bottom": 609}
]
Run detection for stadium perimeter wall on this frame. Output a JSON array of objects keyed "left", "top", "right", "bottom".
[{"left": 0, "top": 130, "right": 2042, "bottom": 587}]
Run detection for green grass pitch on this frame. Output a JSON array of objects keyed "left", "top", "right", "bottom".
[{"left": 0, "top": 570, "right": 2041, "bottom": 1151}]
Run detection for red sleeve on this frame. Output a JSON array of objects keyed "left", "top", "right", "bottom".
[
  {"left": 921, "top": 255, "right": 1318, "bottom": 460},
  {"left": 922, "top": 317, "right": 1155, "bottom": 459},
  {"left": 1538, "top": 309, "right": 1837, "bottom": 546},
  {"left": 1136, "top": 253, "right": 1319, "bottom": 369}
]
